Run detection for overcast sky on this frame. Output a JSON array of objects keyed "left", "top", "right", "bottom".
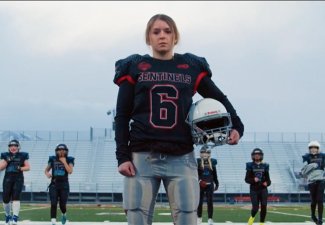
[{"left": 0, "top": 1, "right": 324, "bottom": 133}]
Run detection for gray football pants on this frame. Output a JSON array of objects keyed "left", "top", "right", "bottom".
[{"left": 123, "top": 151, "right": 200, "bottom": 225}]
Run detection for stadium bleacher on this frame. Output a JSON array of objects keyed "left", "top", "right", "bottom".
[{"left": 0, "top": 130, "right": 324, "bottom": 202}]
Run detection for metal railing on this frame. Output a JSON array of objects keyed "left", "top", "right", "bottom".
[{"left": 1, "top": 129, "right": 324, "bottom": 142}]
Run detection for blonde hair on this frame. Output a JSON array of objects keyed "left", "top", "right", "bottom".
[
  {"left": 200, "top": 156, "right": 213, "bottom": 171},
  {"left": 145, "top": 14, "right": 180, "bottom": 46}
]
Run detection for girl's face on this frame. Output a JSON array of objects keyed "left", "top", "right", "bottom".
[
  {"left": 56, "top": 149, "right": 67, "bottom": 157},
  {"left": 9, "top": 145, "right": 19, "bottom": 154},
  {"left": 148, "top": 19, "right": 175, "bottom": 58},
  {"left": 253, "top": 153, "right": 262, "bottom": 162},
  {"left": 200, "top": 152, "right": 210, "bottom": 160},
  {"left": 309, "top": 147, "right": 319, "bottom": 155}
]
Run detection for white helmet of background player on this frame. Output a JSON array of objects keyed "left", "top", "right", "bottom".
[
  {"left": 308, "top": 140, "right": 321, "bottom": 155},
  {"left": 187, "top": 98, "right": 232, "bottom": 146}
]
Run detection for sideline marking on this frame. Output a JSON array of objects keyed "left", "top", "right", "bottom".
[
  {"left": 0, "top": 206, "right": 49, "bottom": 214},
  {"left": 268, "top": 210, "right": 310, "bottom": 218}
]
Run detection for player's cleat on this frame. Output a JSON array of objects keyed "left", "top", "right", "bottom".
[
  {"left": 5, "top": 215, "right": 12, "bottom": 225},
  {"left": 61, "top": 213, "right": 67, "bottom": 225},
  {"left": 197, "top": 217, "right": 202, "bottom": 225},
  {"left": 248, "top": 216, "right": 255, "bottom": 225},
  {"left": 312, "top": 215, "right": 319, "bottom": 224},
  {"left": 208, "top": 218, "right": 214, "bottom": 225},
  {"left": 12, "top": 215, "right": 19, "bottom": 225},
  {"left": 260, "top": 223, "right": 265, "bottom": 225},
  {"left": 51, "top": 218, "right": 56, "bottom": 225},
  {"left": 318, "top": 219, "right": 323, "bottom": 225}
]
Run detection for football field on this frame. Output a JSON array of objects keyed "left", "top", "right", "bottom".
[
  {"left": 0, "top": 223, "right": 316, "bottom": 225},
  {"left": 0, "top": 203, "right": 318, "bottom": 224}
]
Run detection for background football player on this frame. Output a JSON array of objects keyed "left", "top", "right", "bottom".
[
  {"left": 0, "top": 140, "right": 30, "bottom": 225},
  {"left": 245, "top": 148, "right": 271, "bottom": 225},
  {"left": 301, "top": 141, "right": 325, "bottom": 225},
  {"left": 45, "top": 144, "right": 74, "bottom": 225},
  {"left": 197, "top": 145, "right": 219, "bottom": 225}
]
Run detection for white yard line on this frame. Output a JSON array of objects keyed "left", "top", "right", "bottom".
[
  {"left": 0, "top": 206, "right": 49, "bottom": 214},
  {"left": 268, "top": 210, "right": 310, "bottom": 218}
]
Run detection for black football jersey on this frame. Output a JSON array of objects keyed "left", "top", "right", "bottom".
[
  {"left": 197, "top": 158, "right": 218, "bottom": 184},
  {"left": 245, "top": 161, "right": 271, "bottom": 190},
  {"left": 114, "top": 53, "right": 212, "bottom": 153},
  {"left": 1, "top": 152, "right": 29, "bottom": 174},
  {"left": 48, "top": 156, "right": 75, "bottom": 181},
  {"left": 302, "top": 153, "right": 325, "bottom": 170}
]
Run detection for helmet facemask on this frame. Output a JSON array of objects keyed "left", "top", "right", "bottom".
[{"left": 191, "top": 114, "right": 232, "bottom": 146}]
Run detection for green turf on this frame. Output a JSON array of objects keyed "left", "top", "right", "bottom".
[{"left": 0, "top": 203, "right": 314, "bottom": 222}]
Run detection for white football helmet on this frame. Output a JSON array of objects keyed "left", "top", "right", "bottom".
[
  {"left": 308, "top": 140, "right": 321, "bottom": 154},
  {"left": 187, "top": 98, "right": 232, "bottom": 146}
]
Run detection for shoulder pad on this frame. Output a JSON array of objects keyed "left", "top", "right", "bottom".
[
  {"left": 114, "top": 54, "right": 143, "bottom": 85},
  {"left": 246, "top": 162, "right": 253, "bottom": 170},
  {"left": 182, "top": 53, "right": 212, "bottom": 77},
  {"left": 48, "top": 156, "right": 56, "bottom": 163},
  {"left": 67, "top": 156, "right": 75, "bottom": 165},
  {"left": 302, "top": 154, "right": 310, "bottom": 163},
  {"left": 211, "top": 158, "right": 217, "bottom": 166},
  {"left": 20, "top": 152, "right": 29, "bottom": 160},
  {"left": 263, "top": 163, "right": 269, "bottom": 171},
  {"left": 1, "top": 152, "right": 9, "bottom": 159}
]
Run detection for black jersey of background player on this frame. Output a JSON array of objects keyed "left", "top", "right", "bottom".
[
  {"left": 245, "top": 162, "right": 271, "bottom": 190},
  {"left": 0, "top": 152, "right": 29, "bottom": 175},
  {"left": 114, "top": 53, "right": 216, "bottom": 154},
  {"left": 197, "top": 158, "right": 218, "bottom": 184},
  {"left": 48, "top": 156, "right": 75, "bottom": 181},
  {"left": 302, "top": 153, "right": 325, "bottom": 170}
]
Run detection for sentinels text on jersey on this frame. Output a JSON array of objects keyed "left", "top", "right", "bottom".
[{"left": 114, "top": 53, "right": 213, "bottom": 155}]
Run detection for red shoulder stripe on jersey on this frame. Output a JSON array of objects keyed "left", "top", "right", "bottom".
[
  {"left": 116, "top": 75, "right": 136, "bottom": 85},
  {"left": 194, "top": 71, "right": 208, "bottom": 93}
]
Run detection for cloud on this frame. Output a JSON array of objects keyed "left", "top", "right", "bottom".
[
  {"left": 2, "top": 1, "right": 319, "bottom": 57},
  {"left": 0, "top": 1, "right": 325, "bottom": 132},
  {"left": 0, "top": 2, "right": 149, "bottom": 55}
]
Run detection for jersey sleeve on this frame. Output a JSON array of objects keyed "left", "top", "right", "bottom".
[
  {"left": 183, "top": 53, "right": 212, "bottom": 76},
  {"left": 211, "top": 158, "right": 217, "bottom": 166},
  {"left": 246, "top": 162, "right": 252, "bottom": 171},
  {"left": 113, "top": 54, "right": 142, "bottom": 86},
  {"left": 183, "top": 53, "right": 212, "bottom": 93},
  {"left": 67, "top": 157, "right": 75, "bottom": 166},
  {"left": 22, "top": 152, "right": 29, "bottom": 160},
  {"left": 0, "top": 152, "right": 8, "bottom": 160},
  {"left": 48, "top": 156, "right": 55, "bottom": 166},
  {"left": 264, "top": 164, "right": 271, "bottom": 186},
  {"left": 302, "top": 154, "right": 309, "bottom": 163}
]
